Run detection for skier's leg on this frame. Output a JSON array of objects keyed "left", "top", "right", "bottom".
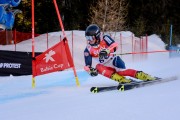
[
  {"left": 117, "top": 69, "right": 137, "bottom": 77},
  {"left": 110, "top": 73, "right": 131, "bottom": 83},
  {"left": 112, "top": 56, "right": 155, "bottom": 81},
  {"left": 117, "top": 69, "right": 156, "bottom": 81},
  {"left": 96, "top": 64, "right": 131, "bottom": 83},
  {"left": 96, "top": 64, "right": 115, "bottom": 78}
]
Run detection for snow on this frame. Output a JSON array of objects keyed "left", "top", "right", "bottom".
[{"left": 0, "top": 31, "right": 180, "bottom": 120}]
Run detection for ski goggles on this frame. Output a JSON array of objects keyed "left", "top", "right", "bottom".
[
  {"left": 85, "top": 36, "right": 95, "bottom": 41},
  {"left": 99, "top": 55, "right": 109, "bottom": 60},
  {"left": 99, "top": 55, "right": 111, "bottom": 63}
]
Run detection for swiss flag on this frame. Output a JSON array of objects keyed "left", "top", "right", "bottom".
[{"left": 33, "top": 38, "right": 74, "bottom": 76}]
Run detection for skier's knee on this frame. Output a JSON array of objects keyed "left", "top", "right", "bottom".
[{"left": 96, "top": 64, "right": 115, "bottom": 78}]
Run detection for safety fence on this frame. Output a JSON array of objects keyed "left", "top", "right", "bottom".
[
  {"left": 108, "top": 32, "right": 148, "bottom": 62},
  {"left": 0, "top": 29, "right": 40, "bottom": 45},
  {"left": 0, "top": 30, "right": 148, "bottom": 62}
]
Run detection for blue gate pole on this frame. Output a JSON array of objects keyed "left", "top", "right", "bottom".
[{"left": 170, "top": 24, "right": 173, "bottom": 46}]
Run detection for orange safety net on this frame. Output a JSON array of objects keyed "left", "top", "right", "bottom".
[{"left": 0, "top": 30, "right": 40, "bottom": 45}]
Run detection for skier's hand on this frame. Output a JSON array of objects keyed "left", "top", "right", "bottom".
[
  {"left": 89, "top": 67, "right": 98, "bottom": 77},
  {"left": 99, "top": 48, "right": 110, "bottom": 59}
]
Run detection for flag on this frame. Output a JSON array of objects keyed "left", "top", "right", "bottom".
[{"left": 33, "top": 38, "right": 73, "bottom": 76}]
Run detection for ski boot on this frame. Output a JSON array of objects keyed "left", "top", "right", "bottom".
[
  {"left": 111, "top": 73, "right": 131, "bottom": 83},
  {"left": 135, "top": 71, "right": 156, "bottom": 81}
]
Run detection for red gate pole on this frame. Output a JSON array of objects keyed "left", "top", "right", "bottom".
[
  {"left": 53, "top": 0, "right": 80, "bottom": 86},
  {"left": 31, "top": 0, "right": 35, "bottom": 88}
]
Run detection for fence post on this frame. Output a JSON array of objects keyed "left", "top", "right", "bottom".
[
  {"left": 47, "top": 32, "right": 48, "bottom": 49},
  {"left": 146, "top": 34, "right": 148, "bottom": 52},
  {"left": 14, "top": 29, "right": 16, "bottom": 51},
  {"left": 169, "top": 24, "right": 173, "bottom": 46},
  {"left": 6, "top": 29, "right": 13, "bottom": 45},
  {"left": 120, "top": 33, "right": 122, "bottom": 54}
]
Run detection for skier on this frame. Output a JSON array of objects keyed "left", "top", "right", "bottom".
[{"left": 84, "top": 24, "right": 156, "bottom": 83}]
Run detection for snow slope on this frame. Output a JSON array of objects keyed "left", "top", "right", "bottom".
[{"left": 0, "top": 31, "right": 180, "bottom": 120}]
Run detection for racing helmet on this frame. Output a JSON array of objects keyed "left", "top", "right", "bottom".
[{"left": 85, "top": 24, "right": 101, "bottom": 46}]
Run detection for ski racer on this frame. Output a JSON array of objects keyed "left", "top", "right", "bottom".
[{"left": 84, "top": 24, "right": 156, "bottom": 83}]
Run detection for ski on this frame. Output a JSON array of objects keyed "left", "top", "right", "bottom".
[
  {"left": 120, "top": 76, "right": 178, "bottom": 91},
  {"left": 90, "top": 78, "right": 140, "bottom": 93},
  {"left": 90, "top": 76, "right": 178, "bottom": 93},
  {"left": 90, "top": 86, "right": 118, "bottom": 93}
]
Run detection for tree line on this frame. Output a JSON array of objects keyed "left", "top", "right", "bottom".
[{"left": 14, "top": 0, "right": 180, "bottom": 44}]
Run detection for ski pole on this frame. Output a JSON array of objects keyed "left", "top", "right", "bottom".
[{"left": 110, "top": 50, "right": 178, "bottom": 56}]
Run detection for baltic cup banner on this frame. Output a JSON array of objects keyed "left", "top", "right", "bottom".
[{"left": 33, "top": 39, "right": 74, "bottom": 77}]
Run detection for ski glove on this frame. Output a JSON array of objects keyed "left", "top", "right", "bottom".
[
  {"left": 89, "top": 67, "right": 98, "bottom": 77},
  {"left": 99, "top": 48, "right": 110, "bottom": 59}
]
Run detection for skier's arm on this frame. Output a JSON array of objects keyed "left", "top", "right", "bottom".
[
  {"left": 84, "top": 48, "right": 98, "bottom": 76},
  {"left": 84, "top": 48, "right": 92, "bottom": 67},
  {"left": 99, "top": 35, "right": 118, "bottom": 57},
  {"left": 108, "top": 42, "right": 118, "bottom": 52},
  {"left": 103, "top": 35, "right": 118, "bottom": 52}
]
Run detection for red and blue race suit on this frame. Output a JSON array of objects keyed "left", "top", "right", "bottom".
[{"left": 84, "top": 35, "right": 137, "bottom": 78}]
